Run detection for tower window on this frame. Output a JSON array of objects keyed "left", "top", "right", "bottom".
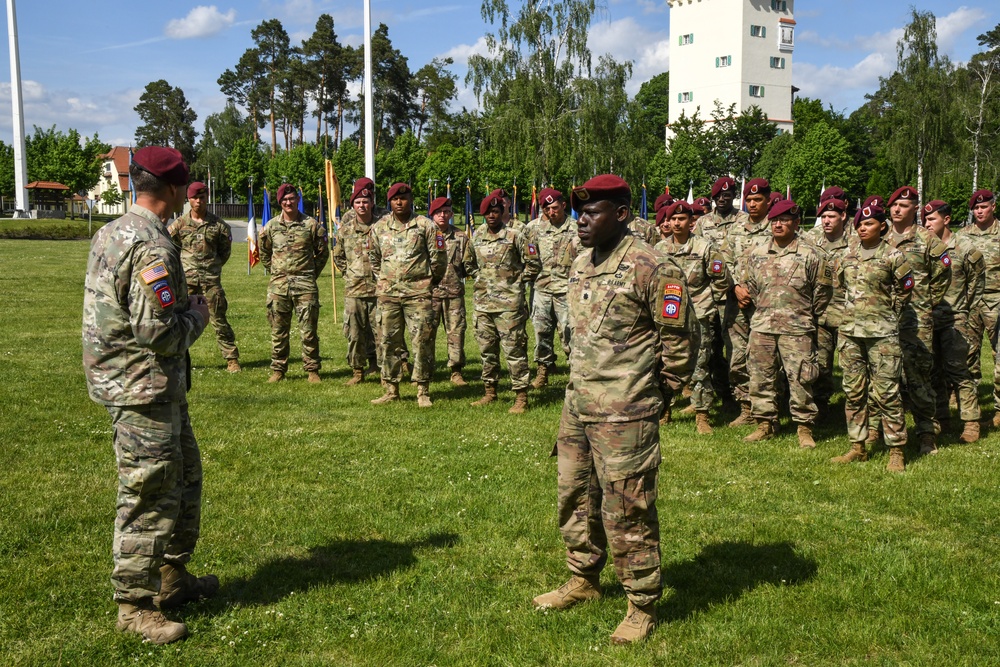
[
  {"left": 750, "top": 25, "right": 767, "bottom": 38},
  {"left": 771, "top": 0, "right": 787, "bottom": 11},
  {"left": 679, "top": 33, "right": 694, "bottom": 45},
  {"left": 770, "top": 57, "right": 786, "bottom": 69},
  {"left": 716, "top": 55, "right": 732, "bottom": 68},
  {"left": 749, "top": 85, "right": 765, "bottom": 98}
]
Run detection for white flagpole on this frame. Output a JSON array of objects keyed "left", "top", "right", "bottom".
[
  {"left": 7, "top": 0, "right": 29, "bottom": 218},
  {"left": 363, "top": 0, "right": 375, "bottom": 179}
]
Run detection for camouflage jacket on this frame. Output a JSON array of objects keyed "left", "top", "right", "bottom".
[
  {"left": 654, "top": 235, "right": 730, "bottom": 320},
  {"left": 838, "top": 240, "right": 913, "bottom": 338},
  {"left": 432, "top": 224, "right": 470, "bottom": 299},
  {"left": 83, "top": 205, "right": 206, "bottom": 406},
  {"left": 803, "top": 226, "right": 851, "bottom": 328},
  {"left": 744, "top": 236, "right": 833, "bottom": 335},
  {"left": 885, "top": 224, "right": 951, "bottom": 332},
  {"left": 464, "top": 223, "right": 541, "bottom": 313},
  {"left": 565, "top": 235, "right": 697, "bottom": 423},
  {"left": 956, "top": 218, "right": 1000, "bottom": 310},
  {"left": 626, "top": 214, "right": 659, "bottom": 246},
  {"left": 524, "top": 214, "right": 577, "bottom": 295},
  {"left": 369, "top": 212, "right": 446, "bottom": 299},
  {"left": 168, "top": 211, "right": 232, "bottom": 287},
  {"left": 696, "top": 208, "right": 750, "bottom": 247},
  {"left": 260, "top": 214, "right": 330, "bottom": 295},
  {"left": 933, "top": 233, "right": 985, "bottom": 328},
  {"left": 331, "top": 211, "right": 381, "bottom": 298},
  {"left": 720, "top": 216, "right": 771, "bottom": 287}
]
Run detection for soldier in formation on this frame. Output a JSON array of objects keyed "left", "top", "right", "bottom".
[{"left": 428, "top": 196, "right": 470, "bottom": 386}]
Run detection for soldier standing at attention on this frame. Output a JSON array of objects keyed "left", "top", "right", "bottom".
[
  {"left": 260, "top": 183, "right": 329, "bottom": 383},
  {"left": 923, "top": 200, "right": 984, "bottom": 443},
  {"left": 83, "top": 147, "right": 217, "bottom": 644},
  {"left": 332, "top": 178, "right": 385, "bottom": 385},
  {"left": 369, "top": 183, "right": 446, "bottom": 406},
  {"left": 169, "top": 182, "right": 240, "bottom": 372},
  {"left": 696, "top": 176, "right": 748, "bottom": 247},
  {"left": 885, "top": 186, "right": 952, "bottom": 454},
  {"left": 655, "top": 200, "right": 729, "bottom": 434},
  {"left": 525, "top": 188, "right": 575, "bottom": 389},
  {"left": 428, "top": 196, "right": 470, "bottom": 386},
  {"left": 532, "top": 175, "right": 695, "bottom": 645},
  {"left": 831, "top": 205, "right": 913, "bottom": 471},
  {"left": 956, "top": 189, "right": 1000, "bottom": 427},
  {"left": 742, "top": 200, "right": 832, "bottom": 447},
  {"left": 653, "top": 191, "right": 675, "bottom": 242},
  {"left": 464, "top": 193, "right": 541, "bottom": 412}
]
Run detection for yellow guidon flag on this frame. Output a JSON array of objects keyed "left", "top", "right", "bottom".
[{"left": 325, "top": 159, "right": 343, "bottom": 323}]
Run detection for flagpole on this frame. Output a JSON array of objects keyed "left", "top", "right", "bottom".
[
  {"left": 248, "top": 178, "right": 254, "bottom": 275},
  {"left": 363, "top": 0, "right": 375, "bottom": 179},
  {"left": 7, "top": 0, "right": 28, "bottom": 217}
]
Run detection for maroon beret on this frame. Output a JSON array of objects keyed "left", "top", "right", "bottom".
[
  {"left": 887, "top": 186, "right": 918, "bottom": 206},
  {"left": 769, "top": 191, "right": 784, "bottom": 205},
  {"left": 922, "top": 200, "right": 949, "bottom": 216},
  {"left": 570, "top": 174, "right": 631, "bottom": 212},
  {"left": 429, "top": 197, "right": 452, "bottom": 217},
  {"left": 694, "top": 197, "right": 712, "bottom": 210},
  {"left": 480, "top": 194, "right": 504, "bottom": 216},
  {"left": 654, "top": 192, "right": 675, "bottom": 212},
  {"left": 663, "top": 200, "right": 694, "bottom": 221},
  {"left": 857, "top": 204, "right": 887, "bottom": 223},
  {"left": 276, "top": 183, "right": 297, "bottom": 202},
  {"left": 863, "top": 195, "right": 885, "bottom": 209},
  {"left": 132, "top": 146, "right": 188, "bottom": 186},
  {"left": 386, "top": 182, "right": 412, "bottom": 202},
  {"left": 821, "top": 186, "right": 846, "bottom": 202},
  {"left": 187, "top": 181, "right": 207, "bottom": 198},
  {"left": 489, "top": 188, "right": 509, "bottom": 201},
  {"left": 350, "top": 178, "right": 375, "bottom": 203},
  {"left": 539, "top": 188, "right": 563, "bottom": 206},
  {"left": 711, "top": 177, "right": 736, "bottom": 199},
  {"left": 767, "top": 199, "right": 801, "bottom": 220},
  {"left": 969, "top": 189, "right": 995, "bottom": 208},
  {"left": 743, "top": 178, "right": 771, "bottom": 199},
  {"left": 817, "top": 198, "right": 847, "bottom": 215}
]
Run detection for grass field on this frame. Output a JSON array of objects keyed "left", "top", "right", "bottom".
[{"left": 2, "top": 239, "right": 999, "bottom": 666}]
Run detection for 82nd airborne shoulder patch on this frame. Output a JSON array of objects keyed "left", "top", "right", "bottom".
[
  {"left": 902, "top": 273, "right": 914, "bottom": 291},
  {"left": 527, "top": 243, "right": 538, "bottom": 256},
  {"left": 710, "top": 259, "right": 723, "bottom": 274},
  {"left": 941, "top": 252, "right": 951, "bottom": 267},
  {"left": 662, "top": 282, "right": 683, "bottom": 319}
]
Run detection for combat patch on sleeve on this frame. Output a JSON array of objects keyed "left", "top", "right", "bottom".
[
  {"left": 941, "top": 252, "right": 951, "bottom": 267},
  {"left": 436, "top": 234, "right": 445, "bottom": 249},
  {"left": 151, "top": 279, "right": 176, "bottom": 308},
  {"left": 527, "top": 243, "right": 538, "bottom": 256},
  {"left": 902, "top": 273, "right": 914, "bottom": 291},
  {"left": 662, "top": 282, "right": 683, "bottom": 319},
  {"left": 140, "top": 262, "right": 169, "bottom": 285},
  {"left": 710, "top": 259, "right": 723, "bottom": 274}
]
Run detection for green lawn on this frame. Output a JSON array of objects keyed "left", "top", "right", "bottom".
[{"left": 1, "top": 239, "right": 999, "bottom": 666}]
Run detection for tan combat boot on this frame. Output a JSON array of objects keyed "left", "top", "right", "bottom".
[
  {"left": 530, "top": 365, "right": 550, "bottom": 389},
  {"left": 887, "top": 446, "right": 906, "bottom": 472},
  {"left": 371, "top": 382, "right": 400, "bottom": 404},
  {"left": 307, "top": 371, "right": 322, "bottom": 384},
  {"left": 918, "top": 433, "right": 937, "bottom": 456},
  {"left": 417, "top": 383, "right": 433, "bottom": 408},
  {"left": 226, "top": 359, "right": 241, "bottom": 373},
  {"left": 401, "top": 360, "right": 411, "bottom": 376},
  {"left": 743, "top": 419, "right": 774, "bottom": 442},
  {"left": 831, "top": 442, "right": 868, "bottom": 463},
  {"left": 509, "top": 389, "right": 528, "bottom": 414},
  {"left": 993, "top": 412, "right": 1000, "bottom": 429},
  {"left": 532, "top": 575, "right": 602, "bottom": 610},
  {"left": 797, "top": 424, "right": 816, "bottom": 449},
  {"left": 659, "top": 405, "right": 672, "bottom": 425},
  {"left": 729, "top": 402, "right": 754, "bottom": 427},
  {"left": 680, "top": 403, "right": 697, "bottom": 415},
  {"left": 154, "top": 563, "right": 219, "bottom": 610},
  {"left": 471, "top": 383, "right": 497, "bottom": 407},
  {"left": 267, "top": 371, "right": 284, "bottom": 383},
  {"left": 117, "top": 599, "right": 187, "bottom": 645},
  {"left": 960, "top": 420, "right": 980, "bottom": 444},
  {"left": 695, "top": 411, "right": 713, "bottom": 435},
  {"left": 610, "top": 601, "right": 657, "bottom": 645},
  {"left": 345, "top": 369, "right": 365, "bottom": 386},
  {"left": 450, "top": 369, "right": 467, "bottom": 386}
]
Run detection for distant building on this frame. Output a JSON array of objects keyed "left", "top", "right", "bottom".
[
  {"left": 88, "top": 146, "right": 132, "bottom": 215},
  {"left": 667, "top": 0, "right": 795, "bottom": 136}
]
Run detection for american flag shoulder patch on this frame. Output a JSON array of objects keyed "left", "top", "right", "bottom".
[{"left": 140, "top": 262, "right": 169, "bottom": 285}]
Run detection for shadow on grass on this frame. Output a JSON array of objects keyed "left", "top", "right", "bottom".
[
  {"left": 217, "top": 532, "right": 460, "bottom": 607},
  {"left": 658, "top": 540, "right": 817, "bottom": 622}
]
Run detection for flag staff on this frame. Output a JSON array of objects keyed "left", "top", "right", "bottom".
[
  {"left": 363, "top": 0, "right": 375, "bottom": 179},
  {"left": 7, "top": 0, "right": 29, "bottom": 217}
]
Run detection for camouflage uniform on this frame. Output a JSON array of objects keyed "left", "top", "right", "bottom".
[
  {"left": 654, "top": 235, "right": 729, "bottom": 411},
  {"left": 720, "top": 217, "right": 771, "bottom": 403},
  {"left": 260, "top": 214, "right": 329, "bottom": 374},
  {"left": 932, "top": 234, "right": 984, "bottom": 422},
  {"left": 955, "top": 219, "right": 1000, "bottom": 407},
  {"left": 525, "top": 213, "right": 577, "bottom": 368},
  {"left": 463, "top": 223, "right": 541, "bottom": 390},
  {"left": 743, "top": 236, "right": 833, "bottom": 424},
  {"left": 557, "top": 234, "right": 696, "bottom": 607},
  {"left": 838, "top": 241, "right": 913, "bottom": 446},
  {"left": 83, "top": 205, "right": 208, "bottom": 602},
  {"left": 884, "top": 225, "right": 952, "bottom": 436},
  {"left": 331, "top": 207, "right": 386, "bottom": 372},
  {"left": 695, "top": 208, "right": 750, "bottom": 247},
  {"left": 369, "top": 212, "right": 446, "bottom": 384},
  {"left": 431, "top": 223, "right": 470, "bottom": 372},
  {"left": 803, "top": 225, "right": 850, "bottom": 404},
  {"left": 169, "top": 211, "right": 238, "bottom": 362},
  {"left": 627, "top": 213, "right": 659, "bottom": 246}
]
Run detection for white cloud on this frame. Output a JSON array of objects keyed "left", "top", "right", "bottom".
[
  {"left": 438, "top": 36, "right": 490, "bottom": 67},
  {"left": 0, "top": 81, "right": 141, "bottom": 143},
  {"left": 165, "top": 6, "right": 237, "bottom": 39},
  {"left": 588, "top": 17, "right": 669, "bottom": 94}
]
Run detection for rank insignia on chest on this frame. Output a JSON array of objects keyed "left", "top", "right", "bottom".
[
  {"left": 662, "top": 282, "right": 683, "bottom": 319},
  {"left": 152, "top": 279, "right": 175, "bottom": 307},
  {"left": 436, "top": 234, "right": 445, "bottom": 249},
  {"left": 941, "top": 253, "right": 951, "bottom": 267},
  {"left": 711, "top": 259, "right": 723, "bottom": 274},
  {"left": 140, "top": 262, "right": 169, "bottom": 284},
  {"left": 527, "top": 243, "right": 538, "bottom": 256},
  {"left": 903, "top": 273, "right": 914, "bottom": 291}
]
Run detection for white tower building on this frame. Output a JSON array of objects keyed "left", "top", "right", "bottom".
[{"left": 667, "top": 0, "right": 796, "bottom": 135}]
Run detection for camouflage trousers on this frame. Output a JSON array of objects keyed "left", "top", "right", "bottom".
[
  {"left": 933, "top": 319, "right": 981, "bottom": 422},
  {"left": 748, "top": 331, "right": 819, "bottom": 424},
  {"left": 343, "top": 296, "right": 380, "bottom": 371},
  {"left": 267, "top": 289, "right": 321, "bottom": 373},
  {"left": 556, "top": 408, "right": 662, "bottom": 607},
  {"left": 189, "top": 280, "right": 238, "bottom": 361},
  {"left": 689, "top": 316, "right": 717, "bottom": 411},
  {"left": 899, "top": 327, "right": 939, "bottom": 437},
  {"left": 531, "top": 290, "right": 571, "bottom": 368},
  {"left": 379, "top": 296, "right": 435, "bottom": 384},
  {"left": 431, "top": 293, "right": 467, "bottom": 371},
  {"left": 106, "top": 400, "right": 202, "bottom": 603},
  {"left": 840, "top": 335, "right": 907, "bottom": 447},
  {"left": 474, "top": 309, "right": 529, "bottom": 390},
  {"left": 968, "top": 303, "right": 1000, "bottom": 408},
  {"left": 724, "top": 300, "right": 755, "bottom": 402},
  {"left": 814, "top": 324, "right": 839, "bottom": 403}
]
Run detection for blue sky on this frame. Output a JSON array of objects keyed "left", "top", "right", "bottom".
[{"left": 0, "top": 1, "right": 995, "bottom": 147}]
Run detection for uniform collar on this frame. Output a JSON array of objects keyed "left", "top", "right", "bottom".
[
  {"left": 580, "top": 234, "right": 634, "bottom": 277},
  {"left": 387, "top": 213, "right": 417, "bottom": 230},
  {"left": 767, "top": 236, "right": 801, "bottom": 255},
  {"left": 130, "top": 204, "right": 166, "bottom": 228}
]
